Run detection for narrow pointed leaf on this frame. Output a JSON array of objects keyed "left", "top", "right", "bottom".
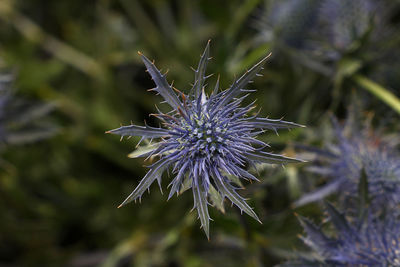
[
  {"left": 5, "top": 127, "right": 58, "bottom": 145},
  {"left": 167, "top": 162, "right": 188, "bottom": 200},
  {"left": 128, "top": 143, "right": 159, "bottom": 158},
  {"left": 214, "top": 175, "right": 260, "bottom": 223},
  {"left": 237, "top": 168, "right": 259, "bottom": 182},
  {"left": 358, "top": 168, "right": 370, "bottom": 211},
  {"left": 324, "top": 202, "right": 352, "bottom": 236},
  {"left": 6, "top": 102, "right": 55, "bottom": 126},
  {"left": 106, "top": 124, "right": 169, "bottom": 138},
  {"left": 246, "top": 151, "right": 304, "bottom": 164},
  {"left": 249, "top": 117, "right": 305, "bottom": 130},
  {"left": 191, "top": 40, "right": 210, "bottom": 99},
  {"left": 294, "top": 144, "right": 337, "bottom": 158},
  {"left": 193, "top": 183, "right": 210, "bottom": 239},
  {"left": 118, "top": 158, "right": 172, "bottom": 207},
  {"left": 140, "top": 53, "right": 185, "bottom": 113},
  {"left": 357, "top": 167, "right": 370, "bottom": 221},
  {"left": 211, "top": 75, "right": 220, "bottom": 96},
  {"left": 354, "top": 74, "right": 400, "bottom": 115},
  {"left": 208, "top": 184, "right": 225, "bottom": 213},
  {"left": 293, "top": 181, "right": 340, "bottom": 207},
  {"left": 297, "top": 216, "right": 332, "bottom": 249},
  {"left": 215, "top": 53, "right": 271, "bottom": 109},
  {"left": 226, "top": 173, "right": 243, "bottom": 187},
  {"left": 178, "top": 175, "right": 192, "bottom": 194}
]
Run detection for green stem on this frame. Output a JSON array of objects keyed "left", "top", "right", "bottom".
[{"left": 353, "top": 74, "right": 400, "bottom": 115}]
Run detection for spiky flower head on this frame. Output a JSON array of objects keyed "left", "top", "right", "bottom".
[
  {"left": 282, "top": 203, "right": 400, "bottom": 266},
  {"left": 295, "top": 111, "right": 400, "bottom": 217},
  {"left": 0, "top": 71, "right": 56, "bottom": 146},
  {"left": 256, "top": 0, "right": 397, "bottom": 68},
  {"left": 256, "top": 0, "right": 321, "bottom": 49},
  {"left": 107, "top": 41, "right": 304, "bottom": 238}
]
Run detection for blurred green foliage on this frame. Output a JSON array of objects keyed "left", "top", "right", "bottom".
[{"left": 0, "top": 0, "right": 399, "bottom": 266}]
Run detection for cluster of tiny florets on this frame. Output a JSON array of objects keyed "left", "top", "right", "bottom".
[
  {"left": 178, "top": 116, "right": 227, "bottom": 157},
  {"left": 107, "top": 41, "right": 304, "bottom": 238}
]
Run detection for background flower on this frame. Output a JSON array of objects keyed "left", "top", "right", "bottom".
[
  {"left": 281, "top": 203, "right": 400, "bottom": 266},
  {"left": 295, "top": 107, "right": 400, "bottom": 217}
]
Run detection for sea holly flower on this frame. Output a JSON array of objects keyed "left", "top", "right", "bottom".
[
  {"left": 256, "top": 0, "right": 399, "bottom": 78},
  {"left": 256, "top": 0, "right": 321, "bottom": 49},
  {"left": 280, "top": 203, "right": 400, "bottom": 266},
  {"left": 107, "top": 41, "right": 304, "bottom": 238},
  {"left": 0, "top": 71, "right": 56, "bottom": 146},
  {"left": 295, "top": 109, "right": 400, "bottom": 216},
  {"left": 317, "top": 0, "right": 394, "bottom": 56}
]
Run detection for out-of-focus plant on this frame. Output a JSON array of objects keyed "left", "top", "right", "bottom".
[
  {"left": 316, "top": 0, "right": 386, "bottom": 59},
  {"left": 107, "top": 42, "right": 304, "bottom": 238},
  {"left": 257, "top": 0, "right": 397, "bottom": 68},
  {"left": 255, "top": 0, "right": 400, "bottom": 114},
  {"left": 295, "top": 106, "right": 400, "bottom": 217},
  {"left": 0, "top": 70, "right": 56, "bottom": 147},
  {"left": 255, "top": 0, "right": 321, "bottom": 51},
  {"left": 280, "top": 202, "right": 400, "bottom": 266}
]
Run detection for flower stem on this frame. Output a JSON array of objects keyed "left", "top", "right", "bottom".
[{"left": 353, "top": 74, "right": 400, "bottom": 115}]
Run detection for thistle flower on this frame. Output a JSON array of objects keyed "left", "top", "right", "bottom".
[
  {"left": 295, "top": 110, "right": 400, "bottom": 216},
  {"left": 281, "top": 203, "right": 400, "bottom": 266},
  {"left": 256, "top": 0, "right": 399, "bottom": 75},
  {"left": 107, "top": 41, "right": 304, "bottom": 238},
  {"left": 314, "top": 0, "right": 396, "bottom": 63},
  {"left": 0, "top": 71, "right": 56, "bottom": 146},
  {"left": 319, "top": 0, "right": 376, "bottom": 51},
  {"left": 256, "top": 0, "right": 321, "bottom": 49}
]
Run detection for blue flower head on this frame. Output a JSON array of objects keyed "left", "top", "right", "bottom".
[
  {"left": 107, "top": 41, "right": 304, "bottom": 238},
  {"left": 284, "top": 203, "right": 400, "bottom": 266},
  {"left": 295, "top": 111, "right": 400, "bottom": 216}
]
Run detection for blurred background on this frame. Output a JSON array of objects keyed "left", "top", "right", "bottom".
[{"left": 1, "top": 0, "right": 400, "bottom": 266}]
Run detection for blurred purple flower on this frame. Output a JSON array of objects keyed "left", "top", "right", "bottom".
[
  {"left": 282, "top": 203, "right": 400, "bottom": 266},
  {"left": 256, "top": 0, "right": 321, "bottom": 49},
  {"left": 295, "top": 109, "right": 400, "bottom": 217},
  {"left": 256, "top": 0, "right": 398, "bottom": 76}
]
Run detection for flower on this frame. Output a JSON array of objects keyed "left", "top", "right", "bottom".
[
  {"left": 255, "top": 0, "right": 398, "bottom": 76},
  {"left": 0, "top": 71, "right": 56, "bottom": 146},
  {"left": 323, "top": 0, "right": 395, "bottom": 48},
  {"left": 107, "top": 41, "right": 304, "bottom": 238},
  {"left": 282, "top": 203, "right": 400, "bottom": 266},
  {"left": 295, "top": 110, "right": 400, "bottom": 216},
  {"left": 255, "top": 0, "right": 321, "bottom": 49}
]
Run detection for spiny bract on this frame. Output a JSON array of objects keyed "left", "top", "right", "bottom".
[
  {"left": 281, "top": 203, "right": 400, "bottom": 266},
  {"left": 107, "top": 41, "right": 304, "bottom": 238}
]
